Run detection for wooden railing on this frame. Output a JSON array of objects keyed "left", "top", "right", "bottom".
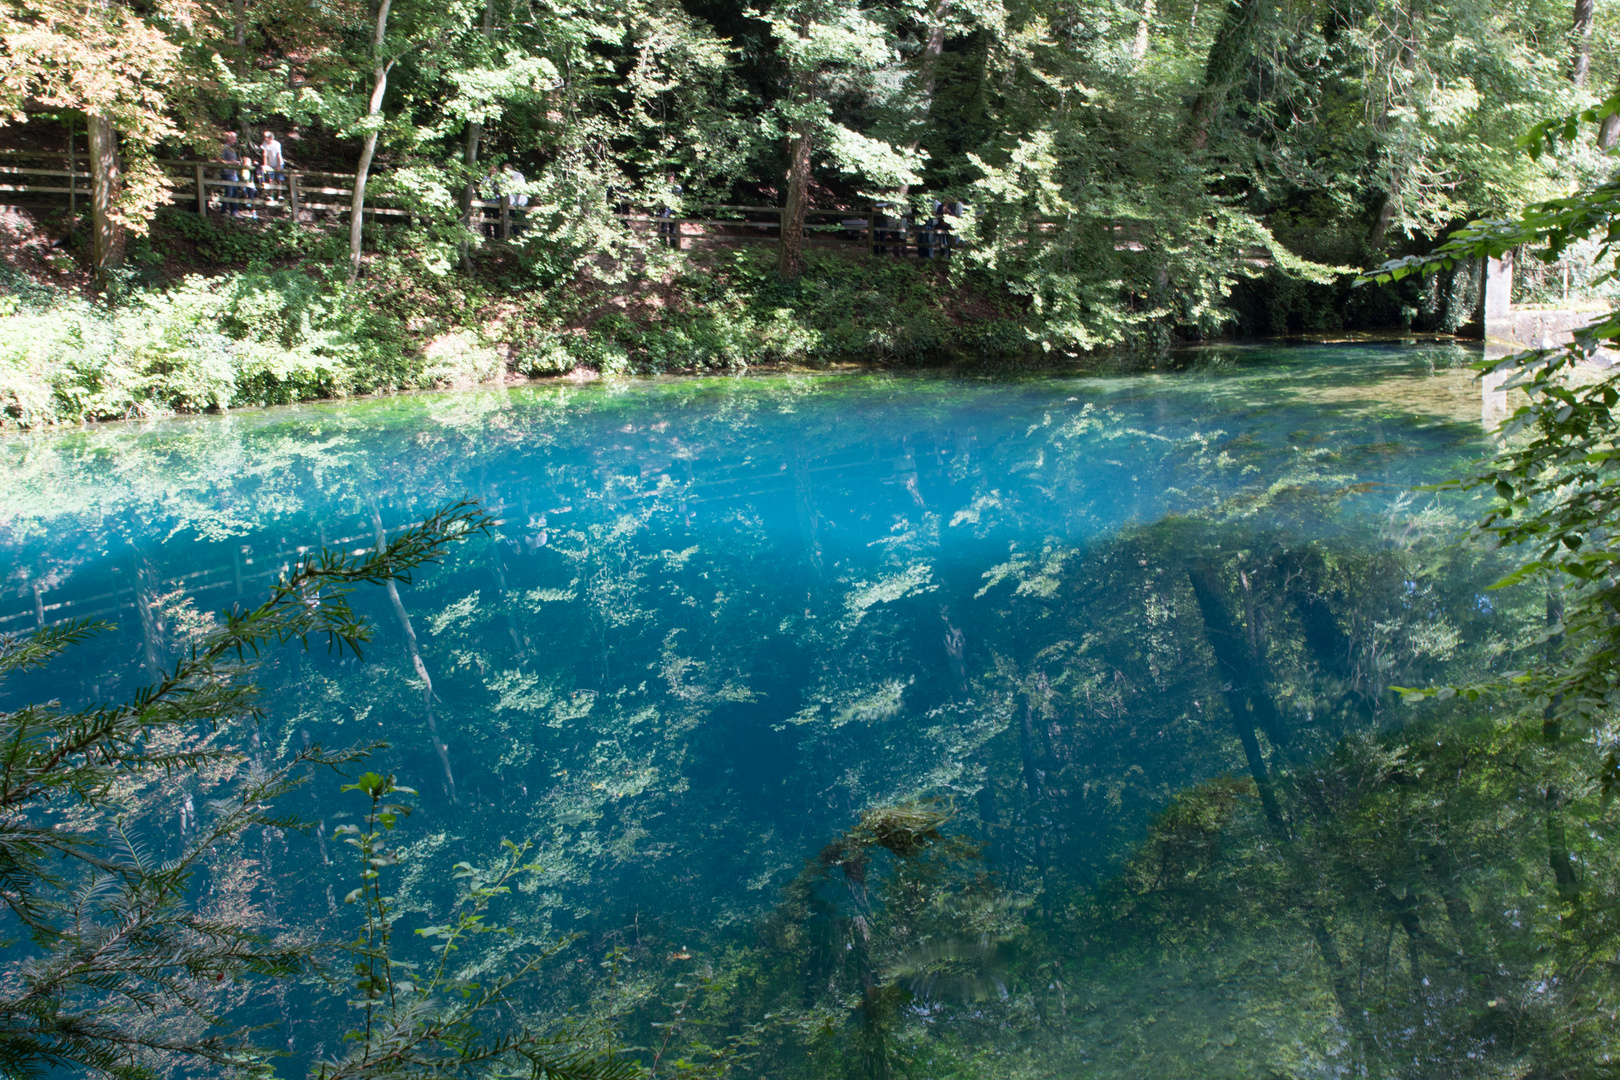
[
  {"left": 630, "top": 205, "right": 963, "bottom": 258},
  {"left": 0, "top": 149, "right": 1270, "bottom": 265},
  {"left": 0, "top": 150, "right": 476, "bottom": 225},
  {"left": 0, "top": 150, "right": 964, "bottom": 257}
]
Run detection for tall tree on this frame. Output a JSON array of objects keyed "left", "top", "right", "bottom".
[
  {"left": 348, "top": 0, "right": 394, "bottom": 284},
  {"left": 896, "top": 0, "right": 951, "bottom": 198},
  {"left": 1185, "top": 0, "right": 1265, "bottom": 149},
  {"left": 766, "top": 0, "right": 921, "bottom": 279},
  {"left": 87, "top": 111, "right": 124, "bottom": 275},
  {"left": 777, "top": 16, "right": 816, "bottom": 280},
  {"left": 458, "top": 0, "right": 494, "bottom": 272},
  {"left": 0, "top": 0, "right": 188, "bottom": 280}
]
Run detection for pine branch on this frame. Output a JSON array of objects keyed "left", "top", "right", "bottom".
[{"left": 0, "top": 500, "right": 492, "bottom": 1080}]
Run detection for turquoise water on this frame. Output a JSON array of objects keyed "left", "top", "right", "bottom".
[{"left": 0, "top": 343, "right": 1520, "bottom": 1076}]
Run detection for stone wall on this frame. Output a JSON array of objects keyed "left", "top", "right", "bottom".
[{"left": 1483, "top": 252, "right": 1608, "bottom": 351}]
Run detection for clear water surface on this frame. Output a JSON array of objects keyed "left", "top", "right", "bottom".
[{"left": 0, "top": 342, "right": 1526, "bottom": 1077}]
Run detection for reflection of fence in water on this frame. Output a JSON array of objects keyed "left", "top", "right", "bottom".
[
  {"left": 0, "top": 441, "right": 927, "bottom": 632},
  {"left": 0, "top": 524, "right": 398, "bottom": 634}
]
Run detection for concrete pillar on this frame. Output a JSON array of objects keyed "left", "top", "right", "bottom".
[{"left": 1484, "top": 252, "right": 1512, "bottom": 329}]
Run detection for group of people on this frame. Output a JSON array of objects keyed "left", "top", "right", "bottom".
[
  {"left": 216, "top": 129, "right": 286, "bottom": 217},
  {"left": 872, "top": 199, "right": 966, "bottom": 258},
  {"left": 607, "top": 176, "right": 684, "bottom": 248}
]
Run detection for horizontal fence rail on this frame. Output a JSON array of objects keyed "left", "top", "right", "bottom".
[
  {"left": 0, "top": 444, "right": 932, "bottom": 635},
  {"left": 0, "top": 150, "right": 1236, "bottom": 261},
  {"left": 0, "top": 150, "right": 971, "bottom": 257}
]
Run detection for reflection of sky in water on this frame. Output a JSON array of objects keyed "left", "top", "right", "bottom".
[{"left": 0, "top": 343, "right": 1501, "bottom": 1066}]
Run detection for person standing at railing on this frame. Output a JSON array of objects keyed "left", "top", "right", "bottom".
[
  {"left": 259, "top": 131, "right": 285, "bottom": 210},
  {"left": 656, "top": 173, "right": 682, "bottom": 248},
  {"left": 220, "top": 132, "right": 243, "bottom": 216},
  {"left": 503, "top": 164, "right": 529, "bottom": 237},
  {"left": 874, "top": 202, "right": 902, "bottom": 256},
  {"left": 918, "top": 201, "right": 939, "bottom": 259},
  {"left": 941, "top": 199, "right": 967, "bottom": 255}
]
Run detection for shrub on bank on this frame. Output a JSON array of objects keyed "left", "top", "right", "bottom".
[
  {"left": 573, "top": 249, "right": 1027, "bottom": 371},
  {"left": 0, "top": 269, "right": 420, "bottom": 427},
  {"left": 0, "top": 234, "right": 1029, "bottom": 428}
]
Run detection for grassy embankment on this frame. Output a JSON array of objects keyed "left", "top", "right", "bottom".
[{"left": 0, "top": 206, "right": 1030, "bottom": 429}]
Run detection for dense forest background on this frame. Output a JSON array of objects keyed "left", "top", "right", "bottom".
[{"left": 1, "top": 0, "right": 1618, "bottom": 417}]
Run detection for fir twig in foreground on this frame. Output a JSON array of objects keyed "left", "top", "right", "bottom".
[{"left": 0, "top": 499, "right": 492, "bottom": 1080}]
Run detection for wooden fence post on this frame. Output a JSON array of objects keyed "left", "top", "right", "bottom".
[
  {"left": 866, "top": 206, "right": 875, "bottom": 255},
  {"left": 195, "top": 163, "right": 207, "bottom": 214},
  {"left": 288, "top": 171, "right": 300, "bottom": 220},
  {"left": 68, "top": 152, "right": 76, "bottom": 221},
  {"left": 500, "top": 199, "right": 509, "bottom": 240}
]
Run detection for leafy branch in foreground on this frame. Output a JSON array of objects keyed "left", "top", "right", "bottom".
[
  {"left": 1351, "top": 98, "right": 1620, "bottom": 715},
  {"left": 1357, "top": 107, "right": 1620, "bottom": 836},
  {"left": 1364, "top": 88, "right": 1620, "bottom": 297},
  {"left": 0, "top": 499, "right": 492, "bottom": 1080},
  {"left": 315, "top": 771, "right": 639, "bottom": 1080}
]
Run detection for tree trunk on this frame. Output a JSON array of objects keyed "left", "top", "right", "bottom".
[
  {"left": 1572, "top": 0, "right": 1594, "bottom": 86},
  {"left": 1186, "top": 560, "right": 1380, "bottom": 1064},
  {"left": 130, "top": 544, "right": 168, "bottom": 679},
  {"left": 1368, "top": 172, "right": 1401, "bottom": 248},
  {"left": 790, "top": 442, "right": 824, "bottom": 574},
  {"left": 776, "top": 12, "right": 816, "bottom": 281},
  {"left": 1185, "top": 0, "right": 1263, "bottom": 149},
  {"left": 1133, "top": 0, "right": 1155, "bottom": 58},
  {"left": 370, "top": 503, "right": 458, "bottom": 804},
  {"left": 233, "top": 0, "right": 247, "bottom": 77},
  {"left": 458, "top": 0, "right": 495, "bottom": 272},
  {"left": 347, "top": 0, "right": 393, "bottom": 285},
  {"left": 88, "top": 111, "right": 124, "bottom": 281},
  {"left": 1545, "top": 787, "right": 1581, "bottom": 903},
  {"left": 1019, "top": 697, "right": 1049, "bottom": 879},
  {"left": 896, "top": 0, "right": 951, "bottom": 199},
  {"left": 1187, "top": 562, "right": 1291, "bottom": 748},
  {"left": 1187, "top": 566, "right": 1285, "bottom": 828},
  {"left": 459, "top": 122, "right": 482, "bottom": 271},
  {"left": 1538, "top": 594, "right": 1579, "bottom": 907},
  {"left": 777, "top": 98, "right": 814, "bottom": 280},
  {"left": 1599, "top": 82, "right": 1620, "bottom": 147},
  {"left": 916, "top": 0, "right": 950, "bottom": 99}
]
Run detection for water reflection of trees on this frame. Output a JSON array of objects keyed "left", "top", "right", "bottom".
[
  {"left": 0, "top": 372, "right": 1558, "bottom": 1074},
  {"left": 654, "top": 522, "right": 1602, "bottom": 1080}
]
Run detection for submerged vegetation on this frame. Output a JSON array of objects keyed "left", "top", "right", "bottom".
[{"left": 0, "top": 334, "right": 1613, "bottom": 1077}]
